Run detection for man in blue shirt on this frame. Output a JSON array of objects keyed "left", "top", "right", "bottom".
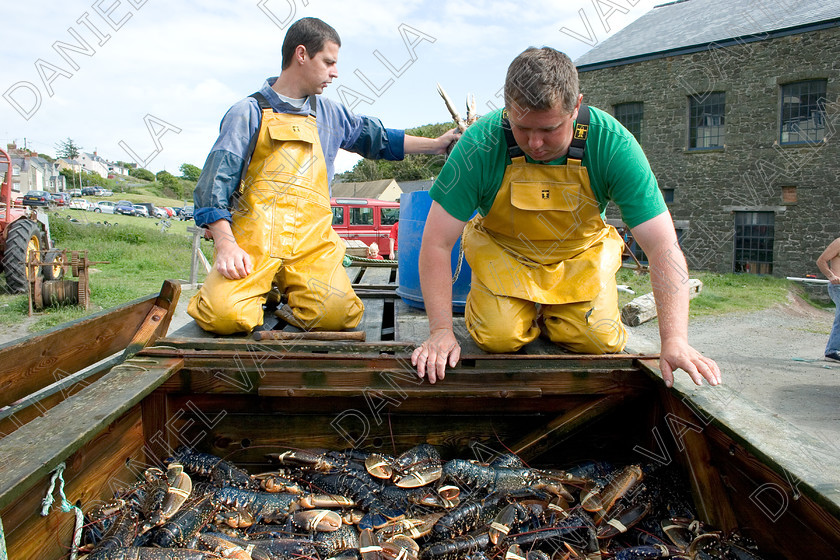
[{"left": 188, "top": 17, "right": 457, "bottom": 335}]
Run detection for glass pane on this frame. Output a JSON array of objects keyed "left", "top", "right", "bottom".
[
  {"left": 733, "top": 211, "right": 774, "bottom": 274},
  {"left": 689, "top": 92, "right": 725, "bottom": 148},
  {"left": 332, "top": 207, "right": 344, "bottom": 225},
  {"left": 780, "top": 80, "right": 827, "bottom": 144},
  {"left": 614, "top": 102, "right": 643, "bottom": 143},
  {"left": 380, "top": 207, "right": 399, "bottom": 226},
  {"left": 350, "top": 207, "right": 373, "bottom": 225}
]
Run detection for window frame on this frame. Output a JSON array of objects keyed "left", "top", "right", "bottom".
[
  {"left": 779, "top": 79, "right": 827, "bottom": 145},
  {"left": 688, "top": 91, "right": 726, "bottom": 150},
  {"left": 613, "top": 102, "right": 644, "bottom": 144}
]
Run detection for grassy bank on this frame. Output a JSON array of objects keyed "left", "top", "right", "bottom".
[{"left": 616, "top": 267, "right": 792, "bottom": 319}]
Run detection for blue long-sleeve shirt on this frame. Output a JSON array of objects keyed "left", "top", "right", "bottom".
[{"left": 193, "top": 77, "right": 406, "bottom": 227}]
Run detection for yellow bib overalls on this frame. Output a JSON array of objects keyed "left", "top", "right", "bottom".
[
  {"left": 461, "top": 111, "right": 626, "bottom": 354},
  {"left": 188, "top": 99, "right": 364, "bottom": 334}
]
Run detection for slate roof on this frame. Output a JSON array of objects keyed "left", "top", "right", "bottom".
[
  {"left": 575, "top": 0, "right": 840, "bottom": 69},
  {"left": 331, "top": 179, "right": 398, "bottom": 199},
  {"left": 396, "top": 179, "right": 434, "bottom": 194}
]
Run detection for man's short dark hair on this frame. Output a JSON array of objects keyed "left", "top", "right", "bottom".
[
  {"left": 282, "top": 18, "right": 342, "bottom": 69},
  {"left": 504, "top": 47, "right": 579, "bottom": 114}
]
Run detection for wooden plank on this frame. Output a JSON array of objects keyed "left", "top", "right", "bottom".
[
  {"left": 637, "top": 358, "right": 840, "bottom": 521},
  {"left": 0, "top": 356, "right": 183, "bottom": 511},
  {"left": 358, "top": 266, "right": 394, "bottom": 342},
  {"left": 705, "top": 427, "right": 840, "bottom": 558},
  {"left": 510, "top": 392, "right": 637, "bottom": 461},
  {"left": 661, "top": 388, "right": 739, "bottom": 532},
  {"left": 2, "top": 406, "right": 146, "bottom": 560},
  {"left": 157, "top": 337, "right": 415, "bottom": 355},
  {"left": 0, "top": 279, "right": 181, "bottom": 409},
  {"left": 121, "top": 279, "right": 181, "bottom": 358}
]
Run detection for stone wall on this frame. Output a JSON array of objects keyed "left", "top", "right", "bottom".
[{"left": 579, "top": 26, "right": 840, "bottom": 279}]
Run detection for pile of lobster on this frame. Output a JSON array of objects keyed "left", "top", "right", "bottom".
[{"left": 79, "top": 444, "right": 766, "bottom": 559}]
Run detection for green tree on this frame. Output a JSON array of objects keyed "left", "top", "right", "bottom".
[
  {"left": 55, "top": 137, "right": 82, "bottom": 160},
  {"left": 334, "top": 122, "right": 452, "bottom": 182},
  {"left": 130, "top": 167, "right": 155, "bottom": 181},
  {"left": 180, "top": 163, "right": 202, "bottom": 182}
]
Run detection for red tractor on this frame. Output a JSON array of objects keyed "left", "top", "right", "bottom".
[{"left": 0, "top": 147, "right": 61, "bottom": 294}]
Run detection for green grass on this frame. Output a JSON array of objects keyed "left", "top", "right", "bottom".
[
  {"left": 616, "top": 267, "right": 792, "bottom": 320},
  {"left": 0, "top": 215, "right": 213, "bottom": 333}
]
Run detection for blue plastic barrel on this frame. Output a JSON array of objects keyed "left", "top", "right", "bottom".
[{"left": 396, "top": 190, "right": 472, "bottom": 313}]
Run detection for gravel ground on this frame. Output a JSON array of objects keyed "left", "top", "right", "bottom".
[{"left": 626, "top": 291, "right": 840, "bottom": 448}]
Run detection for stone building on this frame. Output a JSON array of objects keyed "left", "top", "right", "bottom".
[{"left": 575, "top": 0, "right": 840, "bottom": 278}]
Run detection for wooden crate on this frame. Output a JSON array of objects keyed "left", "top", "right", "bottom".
[{"left": 1, "top": 277, "right": 839, "bottom": 559}]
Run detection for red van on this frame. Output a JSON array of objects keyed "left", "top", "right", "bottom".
[{"left": 331, "top": 197, "right": 399, "bottom": 257}]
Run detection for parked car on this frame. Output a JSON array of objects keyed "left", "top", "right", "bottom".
[
  {"left": 330, "top": 197, "right": 400, "bottom": 254},
  {"left": 161, "top": 207, "right": 175, "bottom": 218},
  {"left": 69, "top": 198, "right": 91, "bottom": 210},
  {"left": 100, "top": 189, "right": 114, "bottom": 197},
  {"left": 92, "top": 201, "right": 116, "bottom": 213},
  {"left": 52, "top": 192, "right": 71, "bottom": 206},
  {"left": 81, "top": 186, "right": 98, "bottom": 196},
  {"left": 22, "top": 190, "right": 52, "bottom": 207},
  {"left": 115, "top": 200, "right": 136, "bottom": 215},
  {"left": 68, "top": 188, "right": 82, "bottom": 197},
  {"left": 180, "top": 205, "right": 194, "bottom": 220},
  {"left": 135, "top": 202, "right": 164, "bottom": 218},
  {"left": 133, "top": 204, "right": 149, "bottom": 217}
]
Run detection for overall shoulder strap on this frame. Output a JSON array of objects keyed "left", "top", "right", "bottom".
[
  {"left": 567, "top": 104, "right": 590, "bottom": 162},
  {"left": 501, "top": 110, "right": 525, "bottom": 160},
  {"left": 238, "top": 92, "right": 274, "bottom": 190}
]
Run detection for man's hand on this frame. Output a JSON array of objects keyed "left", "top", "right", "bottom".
[
  {"left": 412, "top": 328, "right": 461, "bottom": 384},
  {"left": 207, "top": 219, "right": 252, "bottom": 280},
  {"left": 659, "top": 337, "right": 721, "bottom": 388},
  {"left": 403, "top": 128, "right": 462, "bottom": 155},
  {"left": 214, "top": 238, "right": 253, "bottom": 280},
  {"left": 433, "top": 128, "right": 462, "bottom": 154}
]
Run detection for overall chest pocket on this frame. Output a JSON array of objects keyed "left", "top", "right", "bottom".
[{"left": 259, "top": 124, "right": 317, "bottom": 185}]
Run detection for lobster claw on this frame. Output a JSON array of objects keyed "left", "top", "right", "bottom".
[
  {"left": 366, "top": 453, "right": 395, "bottom": 479},
  {"left": 393, "top": 444, "right": 442, "bottom": 488}
]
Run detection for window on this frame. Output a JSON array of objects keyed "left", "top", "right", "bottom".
[
  {"left": 614, "top": 103, "right": 643, "bottom": 143},
  {"left": 331, "top": 206, "right": 344, "bottom": 225},
  {"left": 380, "top": 207, "right": 399, "bottom": 226},
  {"left": 689, "top": 92, "right": 725, "bottom": 149},
  {"left": 661, "top": 188, "right": 675, "bottom": 203},
  {"left": 734, "top": 212, "right": 774, "bottom": 274},
  {"left": 350, "top": 207, "right": 373, "bottom": 226},
  {"left": 780, "top": 79, "right": 827, "bottom": 144}
]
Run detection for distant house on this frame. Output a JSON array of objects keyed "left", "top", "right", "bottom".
[
  {"left": 4, "top": 143, "right": 65, "bottom": 194},
  {"left": 575, "top": 0, "right": 840, "bottom": 278},
  {"left": 397, "top": 179, "right": 434, "bottom": 195},
  {"left": 77, "top": 151, "right": 109, "bottom": 177},
  {"left": 332, "top": 179, "right": 402, "bottom": 202}
]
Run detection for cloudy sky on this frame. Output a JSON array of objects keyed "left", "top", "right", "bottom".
[{"left": 2, "top": 0, "right": 663, "bottom": 176}]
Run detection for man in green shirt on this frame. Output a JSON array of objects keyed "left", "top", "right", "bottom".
[{"left": 411, "top": 47, "right": 721, "bottom": 389}]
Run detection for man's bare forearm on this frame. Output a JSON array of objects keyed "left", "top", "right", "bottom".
[
  {"left": 419, "top": 244, "right": 455, "bottom": 333},
  {"left": 649, "top": 247, "right": 690, "bottom": 345}
]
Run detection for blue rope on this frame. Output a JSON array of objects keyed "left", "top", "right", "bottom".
[
  {"left": 40, "top": 463, "right": 83, "bottom": 560},
  {"left": 0, "top": 514, "right": 7, "bottom": 560}
]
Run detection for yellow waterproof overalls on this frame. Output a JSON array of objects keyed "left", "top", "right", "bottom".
[
  {"left": 188, "top": 95, "right": 363, "bottom": 334},
  {"left": 461, "top": 106, "right": 626, "bottom": 354}
]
